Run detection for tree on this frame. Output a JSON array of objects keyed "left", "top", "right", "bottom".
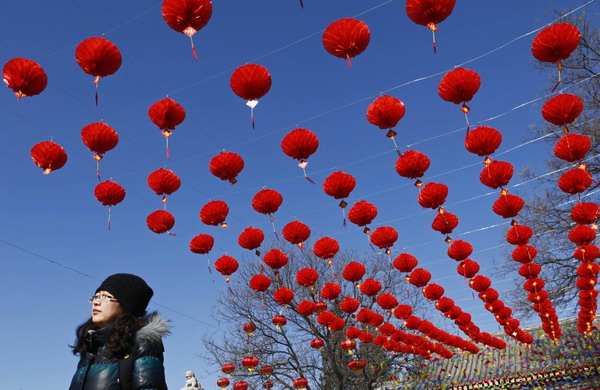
[
  {"left": 503, "top": 10, "right": 599, "bottom": 319},
  {"left": 202, "top": 241, "right": 443, "bottom": 390}
]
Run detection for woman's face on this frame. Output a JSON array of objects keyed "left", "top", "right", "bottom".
[{"left": 91, "top": 290, "right": 123, "bottom": 327}]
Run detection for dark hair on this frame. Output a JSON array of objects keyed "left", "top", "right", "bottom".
[{"left": 71, "top": 312, "right": 143, "bottom": 358}]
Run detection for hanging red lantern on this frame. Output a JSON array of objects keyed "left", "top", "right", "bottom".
[
  {"left": 576, "top": 276, "right": 597, "bottom": 290},
  {"left": 340, "top": 338, "right": 357, "bottom": 353},
  {"left": 321, "top": 282, "right": 342, "bottom": 300},
  {"left": 469, "top": 275, "right": 491, "bottom": 292},
  {"left": 376, "top": 292, "right": 399, "bottom": 310},
  {"left": 230, "top": 64, "right": 272, "bottom": 128},
  {"left": 263, "top": 382, "right": 274, "bottom": 389},
  {"left": 367, "top": 95, "right": 406, "bottom": 130},
  {"left": 148, "top": 97, "right": 186, "bottom": 159},
  {"left": 221, "top": 363, "right": 235, "bottom": 376},
  {"left": 532, "top": 23, "right": 580, "bottom": 89},
  {"left": 523, "top": 278, "right": 545, "bottom": 292},
  {"left": 241, "top": 356, "right": 259, "bottom": 372},
  {"left": 447, "top": 239, "right": 473, "bottom": 261},
  {"left": 272, "top": 315, "right": 287, "bottom": 329},
  {"left": 323, "top": 171, "right": 356, "bottom": 223},
  {"left": 438, "top": 68, "right": 481, "bottom": 126},
  {"left": 2, "top": 57, "right": 48, "bottom": 101},
  {"left": 162, "top": 0, "right": 212, "bottom": 61},
  {"left": 360, "top": 278, "right": 382, "bottom": 297},
  {"left": 457, "top": 259, "right": 480, "bottom": 278},
  {"left": 263, "top": 248, "right": 289, "bottom": 270},
  {"left": 342, "top": 261, "right": 366, "bottom": 283},
  {"left": 252, "top": 188, "right": 283, "bottom": 215},
  {"left": 348, "top": 359, "right": 367, "bottom": 372},
  {"left": 348, "top": 200, "right": 378, "bottom": 233},
  {"left": 492, "top": 191, "right": 524, "bottom": 219},
  {"left": 464, "top": 126, "right": 503, "bottom": 157},
  {"left": 282, "top": 221, "right": 311, "bottom": 248},
  {"left": 322, "top": 18, "right": 370, "bottom": 68},
  {"left": 243, "top": 322, "right": 256, "bottom": 337},
  {"left": 233, "top": 381, "right": 249, "bottom": 390},
  {"left": 418, "top": 182, "right": 448, "bottom": 209},
  {"left": 281, "top": 128, "right": 319, "bottom": 183},
  {"left": 296, "top": 267, "right": 319, "bottom": 287},
  {"left": 340, "top": 297, "right": 360, "bottom": 314},
  {"left": 431, "top": 209, "right": 459, "bottom": 235},
  {"left": 312, "top": 237, "right": 340, "bottom": 263},
  {"left": 423, "top": 284, "right": 444, "bottom": 301},
  {"left": 558, "top": 167, "right": 593, "bottom": 194},
  {"left": 512, "top": 245, "right": 538, "bottom": 263},
  {"left": 406, "top": 0, "right": 456, "bottom": 53},
  {"left": 30, "top": 141, "right": 68, "bottom": 174},
  {"left": 273, "top": 287, "right": 294, "bottom": 306},
  {"left": 571, "top": 203, "right": 599, "bottom": 224},
  {"left": 408, "top": 268, "right": 431, "bottom": 287},
  {"left": 293, "top": 377, "right": 309, "bottom": 389},
  {"left": 146, "top": 210, "right": 175, "bottom": 234},
  {"left": 249, "top": 274, "right": 272, "bottom": 292},
  {"left": 238, "top": 227, "right": 265, "bottom": 254},
  {"left": 75, "top": 37, "right": 122, "bottom": 105},
  {"left": 554, "top": 133, "right": 592, "bottom": 162},
  {"left": 506, "top": 224, "right": 533, "bottom": 246},
  {"left": 434, "top": 298, "right": 453, "bottom": 313},
  {"left": 260, "top": 365, "right": 273, "bottom": 377},
  {"left": 209, "top": 151, "right": 244, "bottom": 184},
  {"left": 310, "top": 338, "right": 325, "bottom": 350},
  {"left": 369, "top": 226, "right": 398, "bottom": 254},
  {"left": 519, "top": 263, "right": 542, "bottom": 279},
  {"left": 394, "top": 304, "right": 413, "bottom": 319},
  {"left": 576, "top": 262, "right": 600, "bottom": 279},
  {"left": 94, "top": 180, "right": 126, "bottom": 229},
  {"left": 217, "top": 378, "right": 230, "bottom": 389},
  {"left": 317, "top": 311, "right": 335, "bottom": 326},
  {"left": 569, "top": 225, "right": 597, "bottom": 245},
  {"left": 296, "top": 300, "right": 317, "bottom": 316},
  {"left": 147, "top": 168, "right": 181, "bottom": 206},
  {"left": 189, "top": 234, "right": 214, "bottom": 254},
  {"left": 404, "top": 315, "right": 422, "bottom": 330},
  {"left": 393, "top": 253, "right": 418, "bottom": 273},
  {"left": 542, "top": 93, "right": 584, "bottom": 128},
  {"left": 480, "top": 160, "right": 514, "bottom": 189},
  {"left": 200, "top": 200, "right": 229, "bottom": 227},
  {"left": 81, "top": 122, "right": 119, "bottom": 179},
  {"left": 395, "top": 150, "right": 431, "bottom": 183},
  {"left": 214, "top": 256, "right": 239, "bottom": 282}
]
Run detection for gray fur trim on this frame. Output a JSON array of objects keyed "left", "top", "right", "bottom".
[{"left": 135, "top": 312, "right": 171, "bottom": 345}]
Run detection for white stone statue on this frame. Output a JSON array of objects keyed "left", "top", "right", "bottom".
[{"left": 180, "top": 370, "right": 202, "bottom": 389}]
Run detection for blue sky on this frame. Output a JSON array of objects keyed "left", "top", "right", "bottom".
[{"left": 1, "top": 0, "right": 598, "bottom": 388}]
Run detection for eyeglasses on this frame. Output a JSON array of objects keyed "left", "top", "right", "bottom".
[{"left": 89, "top": 294, "right": 118, "bottom": 304}]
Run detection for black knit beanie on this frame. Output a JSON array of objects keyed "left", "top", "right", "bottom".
[{"left": 95, "top": 273, "right": 153, "bottom": 317}]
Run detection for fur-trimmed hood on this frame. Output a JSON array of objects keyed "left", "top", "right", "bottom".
[{"left": 136, "top": 312, "right": 170, "bottom": 345}]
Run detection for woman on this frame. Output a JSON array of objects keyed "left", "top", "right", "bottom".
[{"left": 69, "top": 273, "right": 169, "bottom": 390}]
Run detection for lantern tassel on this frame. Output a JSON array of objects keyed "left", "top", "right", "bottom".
[
  {"left": 342, "top": 207, "right": 347, "bottom": 227},
  {"left": 93, "top": 76, "right": 100, "bottom": 106},
  {"left": 107, "top": 205, "right": 112, "bottom": 230},
  {"left": 299, "top": 0, "right": 304, "bottom": 8},
  {"left": 270, "top": 214, "right": 279, "bottom": 240},
  {"left": 302, "top": 167, "right": 315, "bottom": 184},
  {"left": 96, "top": 160, "right": 101, "bottom": 182},
  {"left": 346, "top": 55, "right": 353, "bottom": 69},
  {"left": 552, "top": 61, "right": 562, "bottom": 92},
  {"left": 165, "top": 137, "right": 170, "bottom": 159},
  {"left": 189, "top": 36, "right": 199, "bottom": 62},
  {"left": 431, "top": 30, "right": 437, "bottom": 54}
]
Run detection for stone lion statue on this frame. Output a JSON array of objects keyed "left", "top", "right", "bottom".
[{"left": 180, "top": 370, "right": 201, "bottom": 389}]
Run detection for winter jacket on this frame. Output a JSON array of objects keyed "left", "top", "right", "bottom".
[{"left": 69, "top": 313, "right": 169, "bottom": 390}]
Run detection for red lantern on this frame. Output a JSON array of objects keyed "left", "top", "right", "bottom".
[
  {"left": 342, "top": 262, "right": 366, "bottom": 283},
  {"left": 214, "top": 255, "right": 239, "bottom": 282},
  {"left": 146, "top": 210, "right": 175, "bottom": 234},
  {"left": 523, "top": 278, "right": 545, "bottom": 292},
  {"left": 293, "top": 377, "right": 309, "bottom": 389},
  {"left": 217, "top": 378, "right": 230, "bottom": 388},
  {"left": 492, "top": 191, "right": 524, "bottom": 219},
  {"left": 282, "top": 221, "right": 311, "bottom": 248},
  {"left": 296, "top": 300, "right": 316, "bottom": 316},
  {"left": 348, "top": 359, "right": 367, "bottom": 371},
  {"left": 238, "top": 227, "right": 265, "bottom": 254},
  {"left": 438, "top": 68, "right": 481, "bottom": 125},
  {"left": 532, "top": 23, "right": 580, "bottom": 88},
  {"left": 200, "top": 200, "right": 229, "bottom": 227},
  {"left": 408, "top": 268, "right": 431, "bottom": 287},
  {"left": 512, "top": 245, "right": 538, "bottom": 263},
  {"left": 189, "top": 234, "right": 214, "bottom": 254},
  {"left": 296, "top": 268, "right": 318, "bottom": 287},
  {"left": 340, "top": 297, "right": 360, "bottom": 314},
  {"left": 367, "top": 95, "right": 406, "bottom": 130},
  {"left": 542, "top": 93, "right": 583, "bottom": 128},
  {"left": 569, "top": 225, "right": 597, "bottom": 245},
  {"left": 406, "top": 0, "right": 456, "bottom": 52},
  {"left": 469, "top": 276, "right": 491, "bottom": 292},
  {"left": 423, "top": 284, "right": 444, "bottom": 301},
  {"left": 272, "top": 315, "right": 287, "bottom": 329},
  {"left": 418, "top": 182, "right": 448, "bottom": 209},
  {"left": 321, "top": 282, "right": 342, "bottom": 300},
  {"left": 554, "top": 133, "right": 592, "bottom": 162},
  {"left": 260, "top": 365, "right": 273, "bottom": 377},
  {"left": 94, "top": 180, "right": 126, "bottom": 229},
  {"left": 253, "top": 188, "right": 283, "bottom": 215},
  {"left": 395, "top": 150, "right": 431, "bottom": 182},
  {"left": 221, "top": 363, "right": 235, "bottom": 376},
  {"left": 209, "top": 151, "right": 244, "bottom": 184},
  {"left": 348, "top": 200, "right": 378, "bottom": 233},
  {"left": 263, "top": 248, "right": 289, "bottom": 270},
  {"left": 148, "top": 97, "right": 186, "bottom": 158},
  {"left": 273, "top": 287, "right": 294, "bottom": 306},
  {"left": 249, "top": 274, "right": 271, "bottom": 292},
  {"left": 317, "top": 311, "right": 335, "bottom": 326},
  {"left": 377, "top": 292, "right": 399, "bottom": 310},
  {"left": 80, "top": 122, "right": 119, "bottom": 179},
  {"left": 360, "top": 278, "right": 382, "bottom": 297},
  {"left": 457, "top": 259, "right": 480, "bottom": 279},
  {"left": 576, "top": 262, "right": 600, "bottom": 278},
  {"left": 464, "top": 126, "right": 503, "bottom": 157},
  {"left": 323, "top": 171, "right": 356, "bottom": 223},
  {"left": 431, "top": 209, "right": 459, "bottom": 235},
  {"left": 340, "top": 338, "right": 357, "bottom": 353},
  {"left": 447, "top": 239, "right": 473, "bottom": 261},
  {"left": 147, "top": 168, "right": 181, "bottom": 207},
  {"left": 312, "top": 237, "right": 340, "bottom": 263},
  {"left": 243, "top": 322, "right": 256, "bottom": 337},
  {"left": 230, "top": 64, "right": 272, "bottom": 128},
  {"left": 322, "top": 18, "right": 370, "bottom": 67},
  {"left": 519, "top": 263, "right": 542, "bottom": 279},
  {"left": 241, "top": 356, "right": 259, "bottom": 372},
  {"left": 162, "top": 0, "right": 212, "bottom": 61},
  {"left": 75, "top": 37, "right": 122, "bottom": 105},
  {"left": 2, "top": 57, "right": 47, "bottom": 101},
  {"left": 506, "top": 224, "right": 533, "bottom": 246},
  {"left": 434, "top": 298, "right": 453, "bottom": 313},
  {"left": 558, "top": 167, "right": 593, "bottom": 194},
  {"left": 281, "top": 128, "right": 319, "bottom": 182},
  {"left": 571, "top": 203, "right": 599, "bottom": 224},
  {"left": 393, "top": 253, "right": 418, "bottom": 273},
  {"left": 394, "top": 304, "right": 413, "bottom": 319},
  {"left": 263, "top": 382, "right": 274, "bottom": 389},
  {"left": 311, "top": 338, "right": 325, "bottom": 350},
  {"left": 480, "top": 160, "right": 513, "bottom": 189},
  {"left": 369, "top": 226, "right": 398, "bottom": 254},
  {"left": 404, "top": 315, "right": 422, "bottom": 330},
  {"left": 30, "top": 141, "right": 68, "bottom": 174}
]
